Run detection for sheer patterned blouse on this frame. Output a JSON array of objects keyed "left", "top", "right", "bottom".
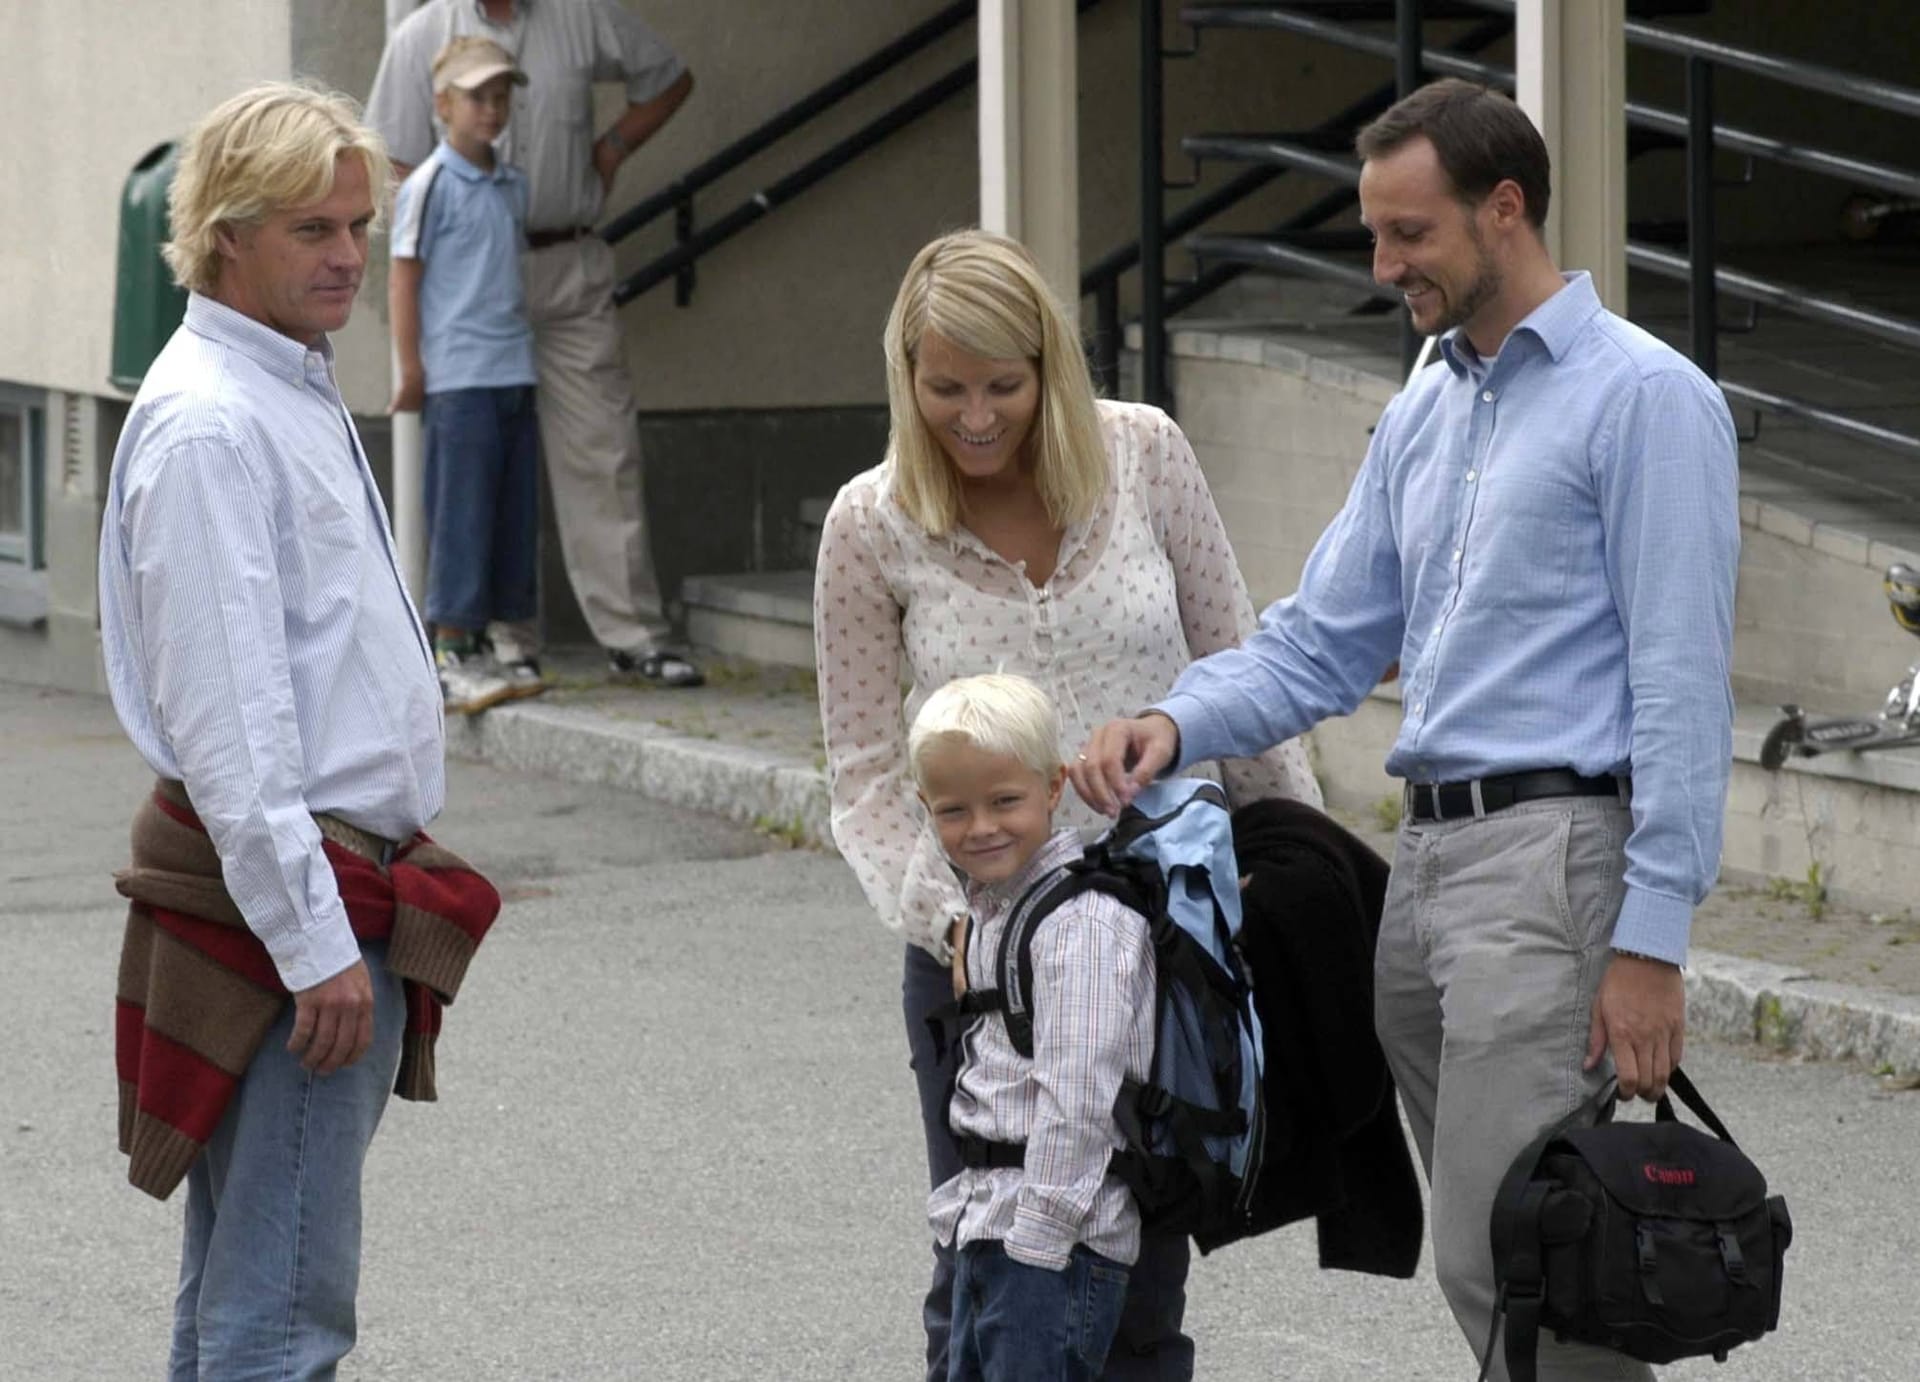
[{"left": 815, "top": 399, "right": 1323, "bottom": 957}]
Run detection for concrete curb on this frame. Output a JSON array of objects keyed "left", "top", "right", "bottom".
[
  {"left": 444, "top": 699, "right": 832, "bottom": 849},
  {"left": 1686, "top": 951, "right": 1920, "bottom": 1078},
  {"left": 450, "top": 698, "right": 1920, "bottom": 1077}
]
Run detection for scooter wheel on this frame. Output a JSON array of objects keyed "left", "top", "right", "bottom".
[{"left": 1759, "top": 718, "right": 1802, "bottom": 770}]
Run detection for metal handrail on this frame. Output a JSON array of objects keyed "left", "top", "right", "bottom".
[
  {"left": 600, "top": 1, "right": 974, "bottom": 250},
  {"left": 1165, "top": 0, "right": 1920, "bottom": 459},
  {"left": 1182, "top": 235, "right": 1920, "bottom": 459},
  {"left": 1168, "top": 126, "right": 1920, "bottom": 356},
  {"left": 1103, "top": 7, "right": 1509, "bottom": 399},
  {"left": 610, "top": 0, "right": 1102, "bottom": 308},
  {"left": 1173, "top": 8, "right": 1920, "bottom": 204},
  {"left": 612, "top": 60, "right": 975, "bottom": 306},
  {"left": 1458, "top": 0, "right": 1920, "bottom": 121},
  {"left": 1624, "top": 245, "right": 1920, "bottom": 354}
]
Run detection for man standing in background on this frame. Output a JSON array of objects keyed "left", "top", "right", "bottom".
[{"left": 368, "top": 0, "right": 702, "bottom": 688}]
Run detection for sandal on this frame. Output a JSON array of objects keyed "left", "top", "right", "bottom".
[{"left": 607, "top": 647, "right": 705, "bottom": 688}]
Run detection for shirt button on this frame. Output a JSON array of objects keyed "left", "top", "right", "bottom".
[
  {"left": 1482, "top": 389, "right": 1495, "bottom": 403},
  {"left": 1465, "top": 469, "right": 1477, "bottom": 482},
  {"left": 1451, "top": 548, "right": 1462, "bottom": 563},
  {"left": 1417, "top": 701, "right": 1427, "bottom": 714}
]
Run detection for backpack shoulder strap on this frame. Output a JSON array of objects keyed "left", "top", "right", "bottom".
[{"left": 993, "top": 862, "right": 1089, "bottom": 1059}]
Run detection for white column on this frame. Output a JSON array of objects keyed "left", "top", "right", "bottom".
[
  {"left": 387, "top": 0, "right": 427, "bottom": 604},
  {"left": 1516, "top": 0, "right": 1626, "bottom": 313},
  {"left": 978, "top": 0, "right": 1079, "bottom": 308}
]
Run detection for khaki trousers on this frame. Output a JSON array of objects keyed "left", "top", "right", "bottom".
[
  {"left": 1375, "top": 795, "right": 1655, "bottom": 1382},
  {"left": 514, "top": 236, "right": 669, "bottom": 654}
]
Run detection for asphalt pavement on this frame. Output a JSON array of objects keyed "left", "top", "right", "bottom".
[{"left": 3, "top": 681, "right": 1918, "bottom": 1380}]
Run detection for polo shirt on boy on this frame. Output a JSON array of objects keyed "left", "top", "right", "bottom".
[{"left": 390, "top": 142, "right": 537, "bottom": 393}]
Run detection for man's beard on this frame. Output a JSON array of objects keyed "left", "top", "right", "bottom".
[{"left": 1427, "top": 258, "right": 1500, "bottom": 336}]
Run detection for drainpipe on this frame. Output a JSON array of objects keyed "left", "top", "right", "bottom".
[{"left": 386, "top": 0, "right": 427, "bottom": 604}]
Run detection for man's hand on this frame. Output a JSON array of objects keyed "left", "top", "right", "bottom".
[
  {"left": 593, "top": 133, "right": 623, "bottom": 192},
  {"left": 388, "top": 366, "right": 425, "bottom": 415},
  {"left": 1069, "top": 713, "right": 1181, "bottom": 817},
  {"left": 288, "top": 959, "right": 375, "bottom": 1075},
  {"left": 1586, "top": 952, "right": 1685, "bottom": 1101}
]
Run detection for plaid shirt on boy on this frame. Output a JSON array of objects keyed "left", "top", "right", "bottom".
[{"left": 928, "top": 829, "right": 1157, "bottom": 1270}]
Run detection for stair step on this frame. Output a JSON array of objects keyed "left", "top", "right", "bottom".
[{"left": 682, "top": 570, "right": 816, "bottom": 670}]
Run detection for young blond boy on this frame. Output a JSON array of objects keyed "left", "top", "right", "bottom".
[
  {"left": 910, "top": 673, "right": 1156, "bottom": 1382},
  {"left": 389, "top": 35, "right": 542, "bottom": 714}
]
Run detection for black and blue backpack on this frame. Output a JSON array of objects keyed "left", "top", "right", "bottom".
[{"left": 939, "top": 778, "right": 1267, "bottom": 1241}]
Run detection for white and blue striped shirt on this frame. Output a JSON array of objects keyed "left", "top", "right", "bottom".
[
  {"left": 99, "top": 294, "right": 445, "bottom": 991},
  {"left": 1161, "top": 273, "right": 1740, "bottom": 965}
]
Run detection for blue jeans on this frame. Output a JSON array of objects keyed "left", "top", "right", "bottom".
[
  {"left": 168, "top": 943, "right": 405, "bottom": 1381},
  {"left": 905, "top": 946, "right": 1194, "bottom": 1382},
  {"left": 950, "top": 1242, "right": 1130, "bottom": 1382},
  {"left": 422, "top": 385, "right": 540, "bottom": 632}
]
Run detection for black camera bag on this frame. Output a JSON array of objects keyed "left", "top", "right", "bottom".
[{"left": 1477, "top": 1067, "right": 1792, "bottom": 1382}]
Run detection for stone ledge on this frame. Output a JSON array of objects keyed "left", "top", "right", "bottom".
[
  {"left": 1687, "top": 950, "right": 1920, "bottom": 1076},
  {"left": 444, "top": 699, "right": 832, "bottom": 850},
  {"left": 681, "top": 571, "right": 814, "bottom": 625}
]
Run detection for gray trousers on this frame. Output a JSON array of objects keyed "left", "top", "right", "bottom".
[
  {"left": 512, "top": 235, "right": 671, "bottom": 655},
  {"left": 1375, "top": 795, "right": 1655, "bottom": 1382}
]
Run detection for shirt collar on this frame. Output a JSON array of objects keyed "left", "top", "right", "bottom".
[
  {"left": 967, "top": 827, "right": 1084, "bottom": 911},
  {"left": 184, "top": 292, "right": 333, "bottom": 387},
  {"left": 436, "top": 141, "right": 502, "bottom": 182},
  {"left": 1438, "top": 270, "right": 1600, "bottom": 377}
]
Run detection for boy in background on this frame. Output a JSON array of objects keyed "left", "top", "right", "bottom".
[
  {"left": 910, "top": 674, "right": 1156, "bottom": 1382},
  {"left": 389, "top": 35, "right": 543, "bottom": 713}
]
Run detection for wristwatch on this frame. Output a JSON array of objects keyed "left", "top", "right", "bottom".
[{"left": 601, "top": 128, "right": 632, "bottom": 157}]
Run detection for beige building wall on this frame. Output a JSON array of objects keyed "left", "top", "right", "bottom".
[{"left": 0, "top": 3, "right": 291, "bottom": 397}]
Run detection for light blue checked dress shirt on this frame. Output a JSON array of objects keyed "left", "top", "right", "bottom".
[
  {"left": 1160, "top": 273, "right": 1740, "bottom": 965},
  {"left": 99, "top": 295, "right": 445, "bottom": 992}
]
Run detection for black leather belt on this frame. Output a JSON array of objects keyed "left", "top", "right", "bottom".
[
  {"left": 1405, "top": 769, "right": 1628, "bottom": 823},
  {"left": 525, "top": 225, "right": 596, "bottom": 250}
]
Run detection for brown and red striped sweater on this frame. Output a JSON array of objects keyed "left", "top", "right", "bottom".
[{"left": 113, "top": 779, "right": 500, "bottom": 1200}]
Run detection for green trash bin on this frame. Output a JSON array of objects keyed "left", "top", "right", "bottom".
[{"left": 110, "top": 141, "right": 189, "bottom": 393}]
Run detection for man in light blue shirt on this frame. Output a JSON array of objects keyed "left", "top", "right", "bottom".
[{"left": 1073, "top": 80, "right": 1738, "bottom": 1381}]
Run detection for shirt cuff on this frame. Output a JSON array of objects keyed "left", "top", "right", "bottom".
[
  {"left": 267, "top": 911, "right": 364, "bottom": 994},
  {"left": 1154, "top": 691, "right": 1233, "bottom": 772},
  {"left": 1609, "top": 885, "right": 1693, "bottom": 968},
  {"left": 1004, "top": 1209, "right": 1075, "bottom": 1271}
]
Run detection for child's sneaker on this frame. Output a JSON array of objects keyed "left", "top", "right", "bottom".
[
  {"left": 497, "top": 656, "right": 548, "bottom": 700},
  {"left": 437, "top": 647, "right": 514, "bottom": 715}
]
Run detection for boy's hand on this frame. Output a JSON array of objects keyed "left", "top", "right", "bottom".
[
  {"left": 388, "top": 368, "right": 426, "bottom": 414},
  {"left": 948, "top": 916, "right": 969, "bottom": 999}
]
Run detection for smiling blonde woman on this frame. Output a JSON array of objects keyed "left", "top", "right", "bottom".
[{"left": 813, "top": 228, "right": 1321, "bottom": 1382}]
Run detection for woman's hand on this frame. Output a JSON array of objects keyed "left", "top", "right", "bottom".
[{"left": 948, "top": 916, "right": 970, "bottom": 998}]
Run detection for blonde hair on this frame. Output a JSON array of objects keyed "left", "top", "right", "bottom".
[
  {"left": 909, "top": 673, "right": 1063, "bottom": 788},
  {"left": 164, "top": 81, "right": 392, "bottom": 295},
  {"left": 883, "top": 230, "right": 1107, "bottom": 537}
]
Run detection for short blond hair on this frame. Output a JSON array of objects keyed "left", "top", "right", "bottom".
[
  {"left": 883, "top": 230, "right": 1108, "bottom": 538},
  {"left": 164, "top": 81, "right": 391, "bottom": 295},
  {"left": 909, "top": 673, "right": 1062, "bottom": 788}
]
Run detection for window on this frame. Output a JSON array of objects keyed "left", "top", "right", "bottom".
[{"left": 0, "top": 386, "right": 45, "bottom": 569}]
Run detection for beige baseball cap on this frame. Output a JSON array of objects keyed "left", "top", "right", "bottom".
[{"left": 431, "top": 36, "right": 529, "bottom": 94}]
